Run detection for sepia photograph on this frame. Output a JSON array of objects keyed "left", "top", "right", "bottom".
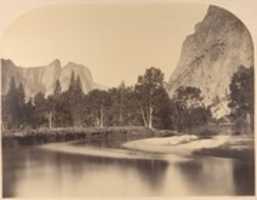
[{"left": 0, "top": 0, "right": 255, "bottom": 198}]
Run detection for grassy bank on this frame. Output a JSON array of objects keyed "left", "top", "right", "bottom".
[{"left": 2, "top": 126, "right": 177, "bottom": 146}]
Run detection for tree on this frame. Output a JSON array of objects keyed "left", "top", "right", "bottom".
[
  {"left": 173, "top": 86, "right": 203, "bottom": 109},
  {"left": 228, "top": 65, "right": 254, "bottom": 132},
  {"left": 172, "top": 86, "right": 210, "bottom": 130},
  {"left": 34, "top": 92, "right": 45, "bottom": 106},
  {"left": 87, "top": 89, "right": 111, "bottom": 127},
  {"left": 67, "top": 75, "right": 85, "bottom": 126},
  {"left": 3, "top": 77, "right": 18, "bottom": 128},
  {"left": 106, "top": 87, "right": 121, "bottom": 126},
  {"left": 34, "top": 91, "right": 57, "bottom": 128},
  {"left": 34, "top": 92, "right": 48, "bottom": 127},
  {"left": 51, "top": 79, "right": 62, "bottom": 127},
  {"left": 107, "top": 85, "right": 142, "bottom": 127},
  {"left": 122, "top": 86, "right": 142, "bottom": 126},
  {"left": 135, "top": 67, "right": 167, "bottom": 129},
  {"left": 46, "top": 79, "right": 71, "bottom": 128},
  {"left": 107, "top": 82, "right": 130, "bottom": 126},
  {"left": 117, "top": 81, "right": 126, "bottom": 126},
  {"left": 45, "top": 95, "right": 55, "bottom": 128},
  {"left": 54, "top": 79, "right": 62, "bottom": 96},
  {"left": 2, "top": 95, "right": 8, "bottom": 130},
  {"left": 55, "top": 92, "right": 72, "bottom": 127},
  {"left": 153, "top": 87, "right": 172, "bottom": 129},
  {"left": 68, "top": 71, "right": 76, "bottom": 92},
  {"left": 16, "top": 83, "right": 26, "bottom": 126},
  {"left": 75, "top": 76, "right": 83, "bottom": 94},
  {"left": 2, "top": 78, "right": 27, "bottom": 128},
  {"left": 24, "top": 98, "right": 35, "bottom": 127}
]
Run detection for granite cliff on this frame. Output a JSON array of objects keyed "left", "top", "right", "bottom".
[
  {"left": 1, "top": 59, "right": 100, "bottom": 98},
  {"left": 168, "top": 5, "right": 254, "bottom": 118}
]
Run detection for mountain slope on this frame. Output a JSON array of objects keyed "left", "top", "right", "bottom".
[{"left": 168, "top": 5, "right": 254, "bottom": 118}]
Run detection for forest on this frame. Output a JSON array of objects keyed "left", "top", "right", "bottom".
[{"left": 1, "top": 66, "right": 254, "bottom": 133}]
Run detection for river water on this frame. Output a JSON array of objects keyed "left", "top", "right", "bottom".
[{"left": 2, "top": 141, "right": 255, "bottom": 197}]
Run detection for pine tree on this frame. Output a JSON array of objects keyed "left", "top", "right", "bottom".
[
  {"left": 54, "top": 80, "right": 62, "bottom": 96},
  {"left": 118, "top": 81, "right": 125, "bottom": 125},
  {"left": 75, "top": 76, "right": 83, "bottom": 94},
  {"left": 16, "top": 82, "right": 26, "bottom": 127},
  {"left": 88, "top": 90, "right": 111, "bottom": 127},
  {"left": 65, "top": 73, "right": 85, "bottom": 126},
  {"left": 71, "top": 75, "right": 84, "bottom": 126},
  {"left": 24, "top": 98, "right": 35, "bottom": 127},
  {"left": 2, "top": 78, "right": 27, "bottom": 128},
  {"left": 34, "top": 92, "right": 47, "bottom": 127},
  {"left": 5, "top": 77, "right": 19, "bottom": 128},
  {"left": 68, "top": 71, "right": 76, "bottom": 92}
]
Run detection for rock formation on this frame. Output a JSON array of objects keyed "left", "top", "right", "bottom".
[
  {"left": 1, "top": 58, "right": 100, "bottom": 98},
  {"left": 168, "top": 5, "right": 254, "bottom": 118}
]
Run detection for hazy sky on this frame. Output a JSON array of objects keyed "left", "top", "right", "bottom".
[{"left": 0, "top": 3, "right": 208, "bottom": 87}]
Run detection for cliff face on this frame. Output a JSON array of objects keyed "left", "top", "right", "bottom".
[
  {"left": 1, "top": 59, "right": 98, "bottom": 98},
  {"left": 168, "top": 5, "right": 254, "bottom": 118}
]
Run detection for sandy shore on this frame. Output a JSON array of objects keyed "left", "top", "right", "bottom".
[
  {"left": 122, "top": 135, "right": 254, "bottom": 159},
  {"left": 39, "top": 134, "right": 254, "bottom": 162},
  {"left": 40, "top": 141, "right": 191, "bottom": 163}
]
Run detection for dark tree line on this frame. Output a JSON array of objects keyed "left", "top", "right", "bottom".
[
  {"left": 228, "top": 65, "right": 254, "bottom": 132},
  {"left": 170, "top": 86, "right": 211, "bottom": 131},
  {"left": 2, "top": 67, "right": 212, "bottom": 131}
]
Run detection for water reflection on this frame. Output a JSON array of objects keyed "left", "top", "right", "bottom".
[
  {"left": 232, "top": 159, "right": 255, "bottom": 195},
  {"left": 2, "top": 144, "right": 255, "bottom": 197},
  {"left": 175, "top": 157, "right": 236, "bottom": 195}
]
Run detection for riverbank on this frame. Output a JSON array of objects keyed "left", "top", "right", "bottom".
[
  {"left": 40, "top": 141, "right": 191, "bottom": 163},
  {"left": 2, "top": 126, "right": 177, "bottom": 146},
  {"left": 2, "top": 127, "right": 254, "bottom": 161},
  {"left": 123, "top": 135, "right": 254, "bottom": 160}
]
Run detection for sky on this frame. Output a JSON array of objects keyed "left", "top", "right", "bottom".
[{"left": 0, "top": 3, "right": 208, "bottom": 87}]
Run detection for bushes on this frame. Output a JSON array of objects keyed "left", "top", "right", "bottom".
[{"left": 2, "top": 126, "right": 155, "bottom": 146}]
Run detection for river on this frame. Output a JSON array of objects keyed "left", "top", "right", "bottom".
[{"left": 2, "top": 140, "right": 255, "bottom": 197}]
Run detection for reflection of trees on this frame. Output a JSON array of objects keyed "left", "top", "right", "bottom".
[
  {"left": 5, "top": 144, "right": 255, "bottom": 197},
  {"left": 175, "top": 160, "right": 205, "bottom": 192},
  {"left": 232, "top": 160, "right": 255, "bottom": 195},
  {"left": 55, "top": 153, "right": 169, "bottom": 192},
  {"left": 4, "top": 145, "right": 169, "bottom": 197},
  {"left": 178, "top": 158, "right": 255, "bottom": 196},
  {"left": 2, "top": 146, "right": 21, "bottom": 197},
  {"left": 176, "top": 161, "right": 203, "bottom": 180},
  {"left": 133, "top": 159, "right": 169, "bottom": 191}
]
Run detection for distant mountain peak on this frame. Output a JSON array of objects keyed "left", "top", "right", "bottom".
[
  {"left": 1, "top": 58, "right": 15, "bottom": 66},
  {"left": 49, "top": 59, "right": 61, "bottom": 67}
]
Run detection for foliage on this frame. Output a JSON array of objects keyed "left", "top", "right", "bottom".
[
  {"left": 86, "top": 89, "right": 111, "bottom": 127},
  {"left": 228, "top": 65, "right": 254, "bottom": 131},
  {"left": 66, "top": 73, "right": 84, "bottom": 126},
  {"left": 134, "top": 67, "right": 171, "bottom": 129},
  {"left": 2, "top": 78, "right": 27, "bottom": 129},
  {"left": 2, "top": 68, "right": 212, "bottom": 132},
  {"left": 171, "top": 86, "right": 211, "bottom": 131}
]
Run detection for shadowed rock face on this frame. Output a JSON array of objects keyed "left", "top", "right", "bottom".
[
  {"left": 1, "top": 58, "right": 99, "bottom": 98},
  {"left": 168, "top": 5, "right": 254, "bottom": 118}
]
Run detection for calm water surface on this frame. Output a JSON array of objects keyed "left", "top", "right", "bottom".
[{"left": 3, "top": 141, "right": 255, "bottom": 197}]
